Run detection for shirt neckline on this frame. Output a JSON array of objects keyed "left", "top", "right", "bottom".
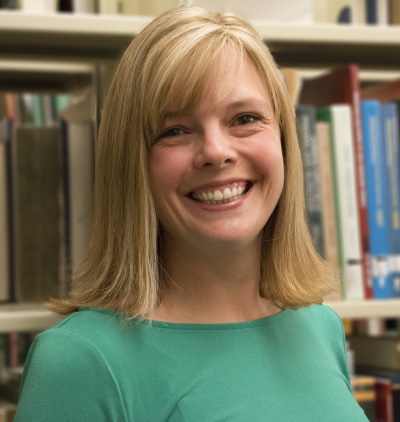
[{"left": 78, "top": 305, "right": 293, "bottom": 331}]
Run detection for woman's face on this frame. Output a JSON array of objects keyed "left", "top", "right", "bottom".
[{"left": 149, "top": 53, "right": 284, "bottom": 254}]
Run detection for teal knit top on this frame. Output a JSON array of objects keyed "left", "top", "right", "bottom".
[{"left": 14, "top": 304, "right": 368, "bottom": 421}]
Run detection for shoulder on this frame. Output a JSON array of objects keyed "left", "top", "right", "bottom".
[
  {"left": 293, "top": 303, "right": 343, "bottom": 330},
  {"left": 15, "top": 309, "right": 129, "bottom": 422}
]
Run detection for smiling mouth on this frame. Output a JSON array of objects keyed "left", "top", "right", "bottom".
[{"left": 189, "top": 181, "right": 252, "bottom": 205}]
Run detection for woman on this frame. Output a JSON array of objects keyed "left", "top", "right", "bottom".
[{"left": 15, "top": 6, "right": 368, "bottom": 421}]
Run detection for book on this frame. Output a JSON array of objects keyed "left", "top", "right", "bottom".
[
  {"left": 12, "top": 126, "right": 65, "bottom": 302},
  {"left": 300, "top": 65, "right": 372, "bottom": 298},
  {"left": 362, "top": 78, "right": 400, "bottom": 103},
  {"left": 59, "top": 91, "right": 95, "bottom": 292},
  {"left": 366, "top": 0, "right": 390, "bottom": 24},
  {"left": 313, "top": 0, "right": 366, "bottom": 24},
  {"left": 391, "top": 0, "right": 400, "bottom": 24},
  {"left": 361, "top": 100, "right": 392, "bottom": 299},
  {"left": 295, "top": 105, "right": 325, "bottom": 257},
  {"left": 351, "top": 376, "right": 376, "bottom": 422},
  {"left": 317, "top": 105, "right": 364, "bottom": 299},
  {"left": 0, "top": 119, "right": 11, "bottom": 303},
  {"left": 381, "top": 103, "right": 400, "bottom": 297},
  {"left": 316, "top": 122, "right": 341, "bottom": 300},
  {"left": 356, "top": 365, "right": 400, "bottom": 422}
]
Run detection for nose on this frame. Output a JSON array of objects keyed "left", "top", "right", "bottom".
[{"left": 194, "top": 126, "right": 237, "bottom": 169}]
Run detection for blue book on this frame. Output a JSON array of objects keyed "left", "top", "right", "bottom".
[
  {"left": 361, "top": 100, "right": 392, "bottom": 298},
  {"left": 381, "top": 103, "right": 400, "bottom": 297},
  {"left": 366, "top": 0, "right": 377, "bottom": 23}
]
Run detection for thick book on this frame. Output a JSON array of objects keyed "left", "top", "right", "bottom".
[
  {"left": 381, "top": 103, "right": 400, "bottom": 298},
  {"left": 361, "top": 100, "right": 392, "bottom": 299},
  {"left": 300, "top": 65, "right": 372, "bottom": 298},
  {"left": 316, "top": 122, "right": 341, "bottom": 300},
  {"left": 317, "top": 105, "right": 364, "bottom": 299},
  {"left": 59, "top": 91, "right": 95, "bottom": 293},
  {"left": 12, "top": 126, "right": 65, "bottom": 302},
  {"left": 356, "top": 365, "right": 400, "bottom": 422},
  {"left": 295, "top": 105, "right": 325, "bottom": 257}
]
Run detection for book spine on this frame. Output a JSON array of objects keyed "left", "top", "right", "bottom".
[
  {"left": 295, "top": 105, "right": 325, "bottom": 258},
  {"left": 316, "top": 122, "right": 341, "bottom": 300},
  {"left": 350, "top": 66, "right": 373, "bottom": 299},
  {"left": 382, "top": 103, "right": 400, "bottom": 298},
  {"left": 361, "top": 101, "right": 392, "bottom": 299}
]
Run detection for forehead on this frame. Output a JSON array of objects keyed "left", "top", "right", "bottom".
[
  {"left": 163, "top": 49, "right": 271, "bottom": 118},
  {"left": 199, "top": 52, "right": 271, "bottom": 111}
]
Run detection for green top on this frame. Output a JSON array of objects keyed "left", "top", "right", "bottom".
[{"left": 15, "top": 304, "right": 368, "bottom": 421}]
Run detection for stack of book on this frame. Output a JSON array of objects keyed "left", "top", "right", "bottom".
[
  {"left": 297, "top": 65, "right": 400, "bottom": 301},
  {"left": 0, "top": 90, "right": 95, "bottom": 305}
]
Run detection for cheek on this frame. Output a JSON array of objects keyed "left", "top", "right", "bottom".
[
  {"left": 252, "top": 130, "right": 284, "bottom": 182},
  {"left": 149, "top": 147, "right": 188, "bottom": 202}
]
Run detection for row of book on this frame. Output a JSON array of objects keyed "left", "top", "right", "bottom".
[
  {"left": 0, "top": 90, "right": 95, "bottom": 303},
  {"left": 0, "top": 0, "right": 399, "bottom": 26},
  {"left": 296, "top": 65, "right": 400, "bottom": 301},
  {"left": 352, "top": 369, "right": 400, "bottom": 422}
]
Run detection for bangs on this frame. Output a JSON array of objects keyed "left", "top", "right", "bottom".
[{"left": 143, "top": 33, "right": 246, "bottom": 144}]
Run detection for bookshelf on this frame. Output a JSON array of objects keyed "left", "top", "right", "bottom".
[
  {"left": 2, "top": 300, "right": 400, "bottom": 333},
  {"left": 1, "top": 11, "right": 400, "bottom": 328},
  {"left": 0, "top": 12, "right": 400, "bottom": 67}
]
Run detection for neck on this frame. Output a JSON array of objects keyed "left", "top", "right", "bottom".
[{"left": 153, "top": 237, "right": 279, "bottom": 323}]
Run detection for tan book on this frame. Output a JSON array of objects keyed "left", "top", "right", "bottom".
[{"left": 316, "top": 122, "right": 341, "bottom": 301}]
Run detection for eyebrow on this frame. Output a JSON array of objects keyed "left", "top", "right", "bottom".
[{"left": 164, "top": 97, "right": 270, "bottom": 120}]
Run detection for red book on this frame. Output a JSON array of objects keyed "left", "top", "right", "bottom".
[
  {"left": 375, "top": 379, "right": 394, "bottom": 422},
  {"left": 362, "top": 79, "right": 400, "bottom": 103},
  {"left": 299, "top": 65, "right": 372, "bottom": 299}
]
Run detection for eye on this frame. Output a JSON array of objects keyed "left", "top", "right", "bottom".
[
  {"left": 157, "top": 127, "right": 185, "bottom": 140},
  {"left": 233, "top": 113, "right": 261, "bottom": 126}
]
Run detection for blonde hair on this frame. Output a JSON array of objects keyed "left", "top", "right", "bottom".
[{"left": 49, "top": 6, "right": 337, "bottom": 317}]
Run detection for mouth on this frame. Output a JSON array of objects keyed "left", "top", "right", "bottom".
[{"left": 188, "top": 181, "right": 253, "bottom": 205}]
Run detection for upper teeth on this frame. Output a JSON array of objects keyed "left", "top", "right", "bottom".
[{"left": 192, "top": 185, "right": 245, "bottom": 201}]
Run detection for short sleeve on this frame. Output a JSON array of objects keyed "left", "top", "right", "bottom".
[{"left": 14, "top": 328, "right": 128, "bottom": 422}]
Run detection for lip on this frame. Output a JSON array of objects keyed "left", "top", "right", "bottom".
[{"left": 187, "top": 178, "right": 252, "bottom": 194}]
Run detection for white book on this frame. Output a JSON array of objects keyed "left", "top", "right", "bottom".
[
  {"left": 67, "top": 122, "right": 94, "bottom": 270},
  {"left": 318, "top": 105, "right": 364, "bottom": 299}
]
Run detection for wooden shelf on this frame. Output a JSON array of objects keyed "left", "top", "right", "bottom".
[
  {"left": 325, "top": 299, "right": 400, "bottom": 319},
  {"left": 0, "top": 12, "right": 400, "bottom": 68},
  {"left": 0, "top": 61, "right": 93, "bottom": 91},
  {"left": 0, "top": 304, "right": 65, "bottom": 333}
]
